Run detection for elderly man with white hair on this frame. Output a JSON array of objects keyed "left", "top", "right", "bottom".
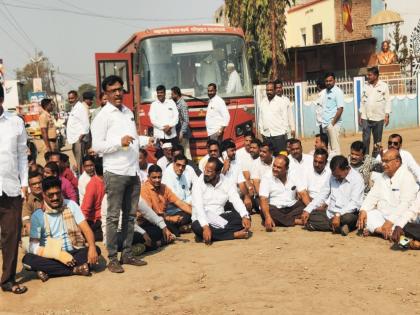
[{"left": 226, "top": 63, "right": 243, "bottom": 94}]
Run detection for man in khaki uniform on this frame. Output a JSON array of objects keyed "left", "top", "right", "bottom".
[{"left": 38, "top": 98, "right": 57, "bottom": 160}]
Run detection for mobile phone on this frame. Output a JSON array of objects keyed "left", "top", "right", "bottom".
[{"left": 399, "top": 235, "right": 412, "bottom": 248}]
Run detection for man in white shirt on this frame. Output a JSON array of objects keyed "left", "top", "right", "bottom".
[
  {"left": 260, "top": 155, "right": 310, "bottom": 232},
  {"left": 205, "top": 83, "right": 230, "bottom": 142},
  {"left": 305, "top": 149, "right": 331, "bottom": 200},
  {"left": 359, "top": 66, "right": 391, "bottom": 155},
  {"left": 220, "top": 139, "right": 243, "bottom": 186},
  {"left": 78, "top": 156, "right": 96, "bottom": 205},
  {"left": 357, "top": 149, "right": 419, "bottom": 240},
  {"left": 259, "top": 82, "right": 295, "bottom": 155},
  {"left": 91, "top": 75, "right": 145, "bottom": 273},
  {"left": 226, "top": 63, "right": 243, "bottom": 94},
  {"left": 0, "top": 84, "right": 29, "bottom": 294},
  {"left": 157, "top": 142, "right": 173, "bottom": 173},
  {"left": 138, "top": 148, "right": 152, "bottom": 184},
  {"left": 251, "top": 141, "right": 274, "bottom": 196},
  {"left": 376, "top": 134, "right": 420, "bottom": 182},
  {"left": 149, "top": 85, "right": 179, "bottom": 144},
  {"left": 304, "top": 155, "right": 364, "bottom": 236},
  {"left": 288, "top": 138, "right": 313, "bottom": 176},
  {"left": 66, "top": 91, "right": 92, "bottom": 174},
  {"left": 199, "top": 139, "right": 222, "bottom": 172},
  {"left": 162, "top": 154, "right": 193, "bottom": 211},
  {"left": 191, "top": 157, "right": 251, "bottom": 244}
]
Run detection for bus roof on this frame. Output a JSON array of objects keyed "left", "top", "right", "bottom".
[{"left": 117, "top": 24, "right": 244, "bottom": 53}]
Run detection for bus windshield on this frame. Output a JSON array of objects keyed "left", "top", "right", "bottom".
[{"left": 138, "top": 34, "right": 253, "bottom": 102}]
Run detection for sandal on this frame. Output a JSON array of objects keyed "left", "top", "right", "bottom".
[
  {"left": 37, "top": 271, "right": 49, "bottom": 282},
  {"left": 72, "top": 263, "right": 91, "bottom": 276},
  {"left": 1, "top": 282, "right": 28, "bottom": 294}
]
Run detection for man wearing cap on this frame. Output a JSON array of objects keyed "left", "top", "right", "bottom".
[
  {"left": 157, "top": 142, "right": 173, "bottom": 174},
  {"left": 67, "top": 91, "right": 94, "bottom": 173}
]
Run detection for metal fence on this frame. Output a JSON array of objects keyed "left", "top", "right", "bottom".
[{"left": 279, "top": 75, "right": 417, "bottom": 102}]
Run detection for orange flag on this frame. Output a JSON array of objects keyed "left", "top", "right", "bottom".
[{"left": 343, "top": 0, "right": 353, "bottom": 33}]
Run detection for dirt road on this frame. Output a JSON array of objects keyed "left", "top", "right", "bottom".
[{"left": 1, "top": 128, "right": 420, "bottom": 315}]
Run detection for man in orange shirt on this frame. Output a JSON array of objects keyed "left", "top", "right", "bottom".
[{"left": 141, "top": 164, "right": 191, "bottom": 236}]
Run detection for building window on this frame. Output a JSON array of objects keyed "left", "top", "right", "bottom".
[{"left": 312, "top": 23, "right": 323, "bottom": 44}]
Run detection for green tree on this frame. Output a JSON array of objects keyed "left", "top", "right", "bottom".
[
  {"left": 225, "top": 0, "right": 295, "bottom": 82},
  {"left": 15, "top": 51, "right": 53, "bottom": 99}
]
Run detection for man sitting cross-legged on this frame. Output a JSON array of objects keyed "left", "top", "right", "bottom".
[
  {"left": 141, "top": 164, "right": 192, "bottom": 237},
  {"left": 304, "top": 148, "right": 331, "bottom": 201},
  {"left": 303, "top": 155, "right": 364, "bottom": 236},
  {"left": 191, "top": 157, "right": 251, "bottom": 244},
  {"left": 259, "top": 155, "right": 310, "bottom": 232},
  {"left": 22, "top": 177, "right": 100, "bottom": 282},
  {"left": 357, "top": 149, "right": 418, "bottom": 240}
]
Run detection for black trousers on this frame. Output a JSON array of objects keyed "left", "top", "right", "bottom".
[
  {"left": 261, "top": 201, "right": 305, "bottom": 227},
  {"left": 165, "top": 212, "right": 192, "bottom": 237},
  {"left": 22, "top": 246, "right": 101, "bottom": 278},
  {"left": 404, "top": 223, "right": 420, "bottom": 241},
  {"left": 263, "top": 134, "right": 287, "bottom": 156},
  {"left": 361, "top": 119, "right": 384, "bottom": 155},
  {"left": 306, "top": 211, "right": 358, "bottom": 232},
  {"left": 192, "top": 211, "right": 243, "bottom": 242},
  {"left": 0, "top": 194, "right": 22, "bottom": 285},
  {"left": 118, "top": 222, "right": 163, "bottom": 252},
  {"left": 87, "top": 220, "right": 103, "bottom": 242}
]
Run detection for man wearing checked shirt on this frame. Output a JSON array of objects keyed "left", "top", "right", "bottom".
[{"left": 321, "top": 72, "right": 344, "bottom": 155}]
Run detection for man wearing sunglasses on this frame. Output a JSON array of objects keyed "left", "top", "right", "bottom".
[{"left": 376, "top": 134, "right": 420, "bottom": 183}]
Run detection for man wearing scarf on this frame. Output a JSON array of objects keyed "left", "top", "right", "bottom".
[{"left": 22, "top": 177, "right": 100, "bottom": 282}]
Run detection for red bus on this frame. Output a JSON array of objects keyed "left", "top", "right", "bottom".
[{"left": 95, "top": 25, "right": 254, "bottom": 159}]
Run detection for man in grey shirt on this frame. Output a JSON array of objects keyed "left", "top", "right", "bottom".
[{"left": 171, "top": 86, "right": 191, "bottom": 159}]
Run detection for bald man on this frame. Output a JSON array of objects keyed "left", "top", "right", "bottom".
[
  {"left": 357, "top": 149, "right": 419, "bottom": 240},
  {"left": 259, "top": 155, "right": 310, "bottom": 232}
]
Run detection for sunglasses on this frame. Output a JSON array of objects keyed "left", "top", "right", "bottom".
[{"left": 388, "top": 141, "right": 400, "bottom": 146}]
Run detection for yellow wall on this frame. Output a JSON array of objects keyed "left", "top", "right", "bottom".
[{"left": 285, "top": 0, "right": 336, "bottom": 48}]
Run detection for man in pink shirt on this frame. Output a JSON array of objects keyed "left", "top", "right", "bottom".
[
  {"left": 43, "top": 162, "right": 78, "bottom": 203},
  {"left": 81, "top": 160, "right": 105, "bottom": 241}
]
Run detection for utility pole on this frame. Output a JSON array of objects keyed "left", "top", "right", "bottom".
[
  {"left": 50, "top": 66, "right": 59, "bottom": 110},
  {"left": 30, "top": 50, "right": 43, "bottom": 78}
]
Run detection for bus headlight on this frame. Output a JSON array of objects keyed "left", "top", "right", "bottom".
[{"left": 235, "top": 120, "right": 253, "bottom": 137}]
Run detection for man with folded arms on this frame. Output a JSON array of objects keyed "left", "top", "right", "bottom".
[
  {"left": 191, "top": 157, "right": 251, "bottom": 244},
  {"left": 304, "top": 155, "right": 364, "bottom": 236},
  {"left": 260, "top": 155, "right": 310, "bottom": 231},
  {"left": 357, "top": 149, "right": 418, "bottom": 239},
  {"left": 22, "top": 177, "right": 100, "bottom": 282}
]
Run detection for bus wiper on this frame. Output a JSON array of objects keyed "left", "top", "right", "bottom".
[{"left": 181, "top": 93, "right": 208, "bottom": 105}]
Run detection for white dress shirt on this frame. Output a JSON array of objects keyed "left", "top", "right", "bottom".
[
  {"left": 139, "top": 163, "right": 152, "bottom": 184},
  {"left": 361, "top": 165, "right": 419, "bottom": 228},
  {"left": 289, "top": 154, "right": 313, "bottom": 178},
  {"left": 205, "top": 95, "right": 230, "bottom": 136},
  {"left": 305, "top": 168, "right": 364, "bottom": 218},
  {"left": 149, "top": 98, "right": 179, "bottom": 139},
  {"left": 258, "top": 95, "right": 295, "bottom": 137},
  {"left": 91, "top": 103, "right": 139, "bottom": 176},
  {"left": 376, "top": 149, "right": 420, "bottom": 182},
  {"left": 162, "top": 164, "right": 193, "bottom": 204},
  {"left": 78, "top": 171, "right": 92, "bottom": 205},
  {"left": 259, "top": 170, "right": 305, "bottom": 208},
  {"left": 192, "top": 174, "right": 248, "bottom": 227},
  {"left": 226, "top": 70, "right": 243, "bottom": 94},
  {"left": 250, "top": 157, "right": 273, "bottom": 180},
  {"left": 305, "top": 167, "right": 331, "bottom": 199},
  {"left": 0, "top": 111, "right": 28, "bottom": 196},
  {"left": 157, "top": 156, "right": 171, "bottom": 174},
  {"left": 66, "top": 101, "right": 90, "bottom": 144},
  {"left": 236, "top": 147, "right": 254, "bottom": 172},
  {"left": 360, "top": 80, "right": 391, "bottom": 121},
  {"left": 223, "top": 159, "right": 243, "bottom": 186}
]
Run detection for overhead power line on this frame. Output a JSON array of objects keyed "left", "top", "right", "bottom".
[
  {"left": 3, "top": 1, "right": 210, "bottom": 22},
  {"left": 0, "top": 21, "right": 31, "bottom": 56}
]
